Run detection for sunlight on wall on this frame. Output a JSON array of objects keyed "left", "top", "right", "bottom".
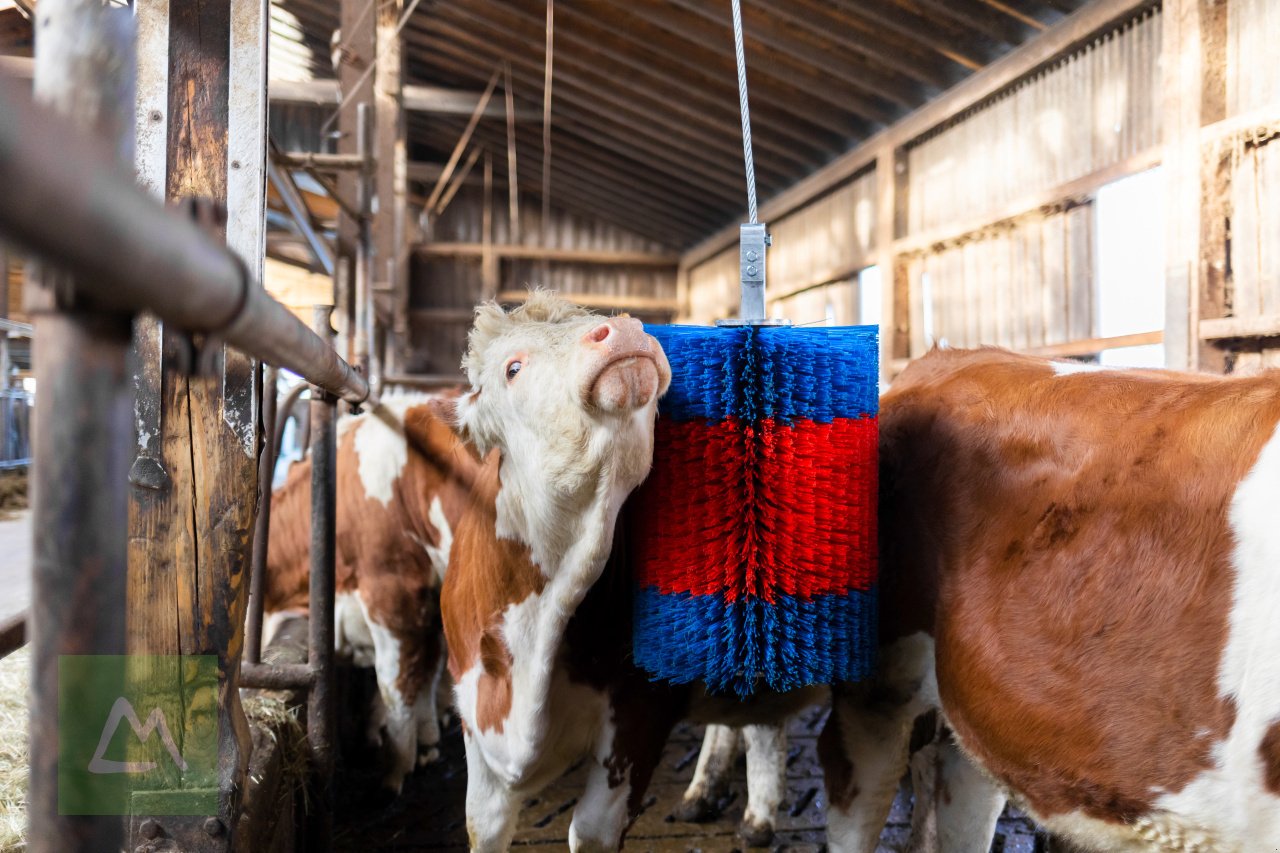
[
  {"left": 1095, "top": 166, "right": 1165, "bottom": 364},
  {"left": 858, "top": 265, "right": 882, "bottom": 327}
]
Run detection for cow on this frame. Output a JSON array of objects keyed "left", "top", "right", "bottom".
[
  {"left": 263, "top": 391, "right": 481, "bottom": 793},
  {"left": 438, "top": 292, "right": 817, "bottom": 851},
  {"left": 819, "top": 346, "right": 1280, "bottom": 852}
]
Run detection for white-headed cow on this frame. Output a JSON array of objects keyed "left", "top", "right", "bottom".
[
  {"left": 438, "top": 292, "right": 815, "bottom": 851},
  {"left": 821, "top": 347, "right": 1280, "bottom": 852}
]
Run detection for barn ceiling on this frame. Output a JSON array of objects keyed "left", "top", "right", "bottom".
[
  {"left": 0, "top": 1, "right": 1091, "bottom": 249},
  {"left": 270, "top": 0, "right": 1090, "bottom": 249}
]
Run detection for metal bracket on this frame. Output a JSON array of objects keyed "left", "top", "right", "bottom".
[
  {"left": 718, "top": 221, "right": 790, "bottom": 327},
  {"left": 128, "top": 810, "right": 227, "bottom": 853}
]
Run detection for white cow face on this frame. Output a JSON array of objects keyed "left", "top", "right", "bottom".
[{"left": 454, "top": 291, "right": 672, "bottom": 503}]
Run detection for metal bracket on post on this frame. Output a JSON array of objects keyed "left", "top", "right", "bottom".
[{"left": 716, "top": 222, "right": 787, "bottom": 328}]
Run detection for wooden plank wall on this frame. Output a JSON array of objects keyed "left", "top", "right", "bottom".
[
  {"left": 912, "top": 209, "right": 1093, "bottom": 350},
  {"left": 685, "top": 169, "right": 876, "bottom": 324},
  {"left": 906, "top": 11, "right": 1162, "bottom": 236},
  {"left": 410, "top": 187, "right": 678, "bottom": 374},
  {"left": 1227, "top": 0, "right": 1280, "bottom": 116},
  {"left": 1218, "top": 0, "right": 1280, "bottom": 365}
]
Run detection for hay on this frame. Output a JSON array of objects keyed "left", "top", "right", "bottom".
[
  {"left": 0, "top": 474, "right": 26, "bottom": 522},
  {"left": 0, "top": 647, "right": 27, "bottom": 852},
  {"left": 242, "top": 693, "right": 310, "bottom": 812}
]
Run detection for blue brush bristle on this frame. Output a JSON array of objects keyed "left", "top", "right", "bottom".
[
  {"left": 646, "top": 325, "right": 880, "bottom": 424},
  {"left": 632, "top": 587, "right": 880, "bottom": 696}
]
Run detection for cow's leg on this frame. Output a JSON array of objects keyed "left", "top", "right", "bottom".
[
  {"left": 738, "top": 723, "right": 786, "bottom": 846},
  {"left": 415, "top": 639, "right": 448, "bottom": 766},
  {"left": 674, "top": 724, "right": 740, "bottom": 822},
  {"left": 932, "top": 733, "right": 1004, "bottom": 852},
  {"left": 363, "top": 610, "right": 419, "bottom": 793},
  {"left": 820, "top": 633, "right": 934, "bottom": 853},
  {"left": 463, "top": 730, "right": 522, "bottom": 853},
  {"left": 570, "top": 683, "right": 682, "bottom": 852}
]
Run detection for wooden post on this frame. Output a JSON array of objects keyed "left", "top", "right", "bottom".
[
  {"left": 1162, "top": 0, "right": 1205, "bottom": 371},
  {"left": 127, "top": 0, "right": 266, "bottom": 847},
  {"left": 27, "top": 4, "right": 134, "bottom": 850},
  {"left": 374, "top": 0, "right": 408, "bottom": 373},
  {"left": 875, "top": 146, "right": 908, "bottom": 380},
  {"left": 336, "top": 0, "right": 375, "bottom": 362},
  {"left": 482, "top": 151, "right": 498, "bottom": 299}
]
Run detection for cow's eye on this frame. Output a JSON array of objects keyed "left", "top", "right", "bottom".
[{"left": 505, "top": 360, "right": 523, "bottom": 381}]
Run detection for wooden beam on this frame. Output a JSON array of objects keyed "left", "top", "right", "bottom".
[
  {"left": 128, "top": 0, "right": 263, "bottom": 845},
  {"left": 418, "top": 243, "right": 680, "bottom": 265},
  {"left": 825, "top": 0, "right": 991, "bottom": 71},
  {"left": 496, "top": 290, "right": 679, "bottom": 313},
  {"left": 1199, "top": 104, "right": 1280, "bottom": 146},
  {"left": 267, "top": 77, "right": 542, "bottom": 118},
  {"left": 413, "top": 44, "right": 749, "bottom": 206},
  {"left": 751, "top": 0, "right": 952, "bottom": 87},
  {"left": 663, "top": 0, "right": 922, "bottom": 105},
  {"left": 682, "top": 0, "right": 1156, "bottom": 269},
  {"left": 374, "top": 0, "right": 409, "bottom": 372},
  {"left": 416, "top": 8, "right": 806, "bottom": 185},
  {"left": 568, "top": 0, "right": 895, "bottom": 133},
  {"left": 1200, "top": 316, "right": 1280, "bottom": 341},
  {"left": 415, "top": 118, "right": 723, "bottom": 238},
  {"left": 893, "top": 146, "right": 1163, "bottom": 254},
  {"left": 1026, "top": 330, "right": 1164, "bottom": 356}
]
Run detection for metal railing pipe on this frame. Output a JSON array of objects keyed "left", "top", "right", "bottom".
[
  {"left": 245, "top": 364, "right": 280, "bottom": 666},
  {"left": 27, "top": 6, "right": 133, "bottom": 850},
  {"left": 306, "top": 307, "right": 338, "bottom": 852},
  {"left": 0, "top": 79, "right": 369, "bottom": 405}
]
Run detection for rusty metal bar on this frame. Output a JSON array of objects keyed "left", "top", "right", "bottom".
[
  {"left": 307, "top": 306, "right": 338, "bottom": 851},
  {"left": 245, "top": 364, "right": 280, "bottom": 666},
  {"left": 0, "top": 611, "right": 25, "bottom": 660},
  {"left": 27, "top": 5, "right": 134, "bottom": 851},
  {"left": 267, "top": 140, "right": 335, "bottom": 276},
  {"left": 239, "top": 661, "right": 315, "bottom": 691},
  {"left": 0, "top": 79, "right": 369, "bottom": 406}
]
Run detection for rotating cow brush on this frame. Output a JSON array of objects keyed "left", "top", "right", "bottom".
[{"left": 626, "top": 0, "right": 879, "bottom": 696}]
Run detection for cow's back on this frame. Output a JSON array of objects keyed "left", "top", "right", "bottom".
[{"left": 881, "top": 348, "right": 1280, "bottom": 846}]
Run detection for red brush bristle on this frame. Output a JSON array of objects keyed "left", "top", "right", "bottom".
[{"left": 631, "top": 416, "right": 878, "bottom": 603}]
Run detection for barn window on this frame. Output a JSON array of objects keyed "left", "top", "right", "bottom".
[
  {"left": 858, "top": 265, "right": 882, "bottom": 327},
  {"left": 1095, "top": 167, "right": 1166, "bottom": 367}
]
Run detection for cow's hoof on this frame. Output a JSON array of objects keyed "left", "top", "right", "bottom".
[
  {"left": 417, "top": 746, "right": 441, "bottom": 766},
  {"left": 737, "top": 815, "right": 774, "bottom": 848},
  {"left": 672, "top": 796, "right": 717, "bottom": 823}
]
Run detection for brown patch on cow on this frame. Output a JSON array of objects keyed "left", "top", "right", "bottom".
[
  {"left": 441, "top": 450, "right": 547, "bottom": 732},
  {"left": 817, "top": 696, "right": 859, "bottom": 811},
  {"left": 880, "top": 348, "right": 1280, "bottom": 825},
  {"left": 1260, "top": 719, "right": 1280, "bottom": 795},
  {"left": 265, "top": 401, "right": 480, "bottom": 706}
]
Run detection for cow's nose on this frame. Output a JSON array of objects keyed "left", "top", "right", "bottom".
[{"left": 582, "top": 317, "right": 647, "bottom": 352}]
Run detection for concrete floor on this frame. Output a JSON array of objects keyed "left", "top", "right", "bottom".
[
  {"left": 333, "top": 703, "right": 1045, "bottom": 852},
  {"left": 0, "top": 509, "right": 29, "bottom": 622}
]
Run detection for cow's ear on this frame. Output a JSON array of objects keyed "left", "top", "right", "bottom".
[{"left": 426, "top": 394, "right": 461, "bottom": 430}]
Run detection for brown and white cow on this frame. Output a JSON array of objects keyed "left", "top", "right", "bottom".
[
  {"left": 438, "top": 292, "right": 815, "bottom": 851},
  {"left": 820, "top": 347, "right": 1280, "bottom": 852},
  {"left": 264, "top": 392, "right": 481, "bottom": 791}
]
